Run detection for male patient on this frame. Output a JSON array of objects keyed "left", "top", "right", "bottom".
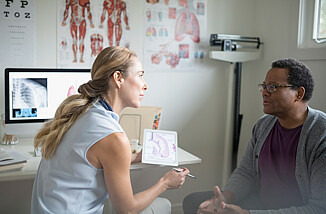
[{"left": 183, "top": 58, "right": 326, "bottom": 214}]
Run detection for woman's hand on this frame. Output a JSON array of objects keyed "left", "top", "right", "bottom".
[{"left": 162, "top": 168, "right": 190, "bottom": 189}]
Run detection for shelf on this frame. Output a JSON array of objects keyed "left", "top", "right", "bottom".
[{"left": 209, "top": 50, "right": 261, "bottom": 63}]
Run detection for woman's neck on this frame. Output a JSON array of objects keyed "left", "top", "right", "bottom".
[{"left": 102, "top": 94, "right": 123, "bottom": 114}]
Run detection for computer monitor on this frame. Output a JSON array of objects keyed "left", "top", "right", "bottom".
[{"left": 4, "top": 68, "right": 91, "bottom": 138}]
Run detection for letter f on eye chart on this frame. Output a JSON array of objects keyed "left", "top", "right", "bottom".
[{"left": 142, "top": 129, "right": 178, "bottom": 166}]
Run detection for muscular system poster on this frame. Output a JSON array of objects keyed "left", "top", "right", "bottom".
[
  {"left": 57, "top": 0, "right": 132, "bottom": 68},
  {"left": 143, "top": 0, "right": 206, "bottom": 70}
]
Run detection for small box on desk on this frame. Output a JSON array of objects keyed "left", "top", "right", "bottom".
[{"left": 119, "top": 106, "right": 163, "bottom": 145}]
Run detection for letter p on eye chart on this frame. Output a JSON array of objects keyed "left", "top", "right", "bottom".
[{"left": 142, "top": 129, "right": 178, "bottom": 166}]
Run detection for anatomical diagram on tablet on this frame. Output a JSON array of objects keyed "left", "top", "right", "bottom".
[{"left": 142, "top": 129, "right": 178, "bottom": 166}]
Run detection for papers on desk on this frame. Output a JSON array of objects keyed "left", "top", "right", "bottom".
[
  {"left": 0, "top": 149, "right": 12, "bottom": 162},
  {"left": 0, "top": 149, "right": 28, "bottom": 173}
]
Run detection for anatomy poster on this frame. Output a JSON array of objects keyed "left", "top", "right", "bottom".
[
  {"left": 0, "top": 0, "right": 36, "bottom": 66},
  {"left": 57, "top": 0, "right": 132, "bottom": 68},
  {"left": 144, "top": 0, "right": 206, "bottom": 70}
]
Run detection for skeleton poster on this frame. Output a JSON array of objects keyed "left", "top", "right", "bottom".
[
  {"left": 143, "top": 0, "right": 206, "bottom": 70},
  {"left": 57, "top": 0, "right": 132, "bottom": 68},
  {"left": 0, "top": 0, "right": 36, "bottom": 66}
]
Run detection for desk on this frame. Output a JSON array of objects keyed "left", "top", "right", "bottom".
[{"left": 0, "top": 138, "right": 201, "bottom": 182}]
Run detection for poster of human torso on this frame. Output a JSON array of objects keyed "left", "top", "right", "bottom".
[
  {"left": 57, "top": 0, "right": 132, "bottom": 68},
  {"left": 143, "top": 0, "right": 206, "bottom": 71}
]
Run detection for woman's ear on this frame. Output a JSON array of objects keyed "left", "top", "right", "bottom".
[{"left": 112, "top": 71, "right": 124, "bottom": 88}]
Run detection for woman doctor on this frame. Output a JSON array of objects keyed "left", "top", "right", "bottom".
[{"left": 31, "top": 46, "right": 189, "bottom": 214}]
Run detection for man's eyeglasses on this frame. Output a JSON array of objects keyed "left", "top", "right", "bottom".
[{"left": 258, "top": 84, "right": 294, "bottom": 93}]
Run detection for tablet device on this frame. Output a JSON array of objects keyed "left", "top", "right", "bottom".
[{"left": 142, "top": 129, "right": 178, "bottom": 166}]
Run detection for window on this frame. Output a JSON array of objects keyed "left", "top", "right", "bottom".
[
  {"left": 290, "top": 0, "right": 326, "bottom": 60},
  {"left": 313, "top": 0, "right": 326, "bottom": 43},
  {"left": 297, "top": 0, "right": 326, "bottom": 49}
]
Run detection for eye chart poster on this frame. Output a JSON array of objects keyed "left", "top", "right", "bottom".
[
  {"left": 0, "top": 0, "right": 36, "bottom": 66},
  {"left": 143, "top": 0, "right": 207, "bottom": 71}
]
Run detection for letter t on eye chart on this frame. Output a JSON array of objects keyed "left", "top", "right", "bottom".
[{"left": 142, "top": 129, "right": 178, "bottom": 166}]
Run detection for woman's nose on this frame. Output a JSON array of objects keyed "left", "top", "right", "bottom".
[{"left": 143, "top": 80, "right": 148, "bottom": 90}]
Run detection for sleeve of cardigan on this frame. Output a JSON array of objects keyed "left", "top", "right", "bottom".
[{"left": 223, "top": 122, "right": 260, "bottom": 202}]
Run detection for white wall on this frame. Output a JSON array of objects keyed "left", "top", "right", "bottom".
[{"left": 2, "top": 0, "right": 326, "bottom": 213}]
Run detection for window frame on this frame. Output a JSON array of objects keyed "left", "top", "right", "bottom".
[
  {"left": 289, "top": 0, "right": 326, "bottom": 60},
  {"left": 313, "top": 0, "right": 326, "bottom": 43}
]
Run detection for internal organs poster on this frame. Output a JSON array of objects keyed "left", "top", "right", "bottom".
[
  {"left": 57, "top": 0, "right": 132, "bottom": 68},
  {"left": 144, "top": 0, "right": 206, "bottom": 70}
]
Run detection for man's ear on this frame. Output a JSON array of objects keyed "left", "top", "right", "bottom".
[
  {"left": 112, "top": 71, "right": 124, "bottom": 88},
  {"left": 296, "top": 86, "right": 305, "bottom": 101}
]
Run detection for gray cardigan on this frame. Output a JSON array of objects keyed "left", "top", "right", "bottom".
[{"left": 224, "top": 107, "right": 326, "bottom": 214}]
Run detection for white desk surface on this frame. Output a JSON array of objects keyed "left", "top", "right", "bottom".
[{"left": 0, "top": 138, "right": 201, "bottom": 182}]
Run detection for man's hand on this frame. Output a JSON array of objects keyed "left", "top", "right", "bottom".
[
  {"left": 197, "top": 186, "right": 249, "bottom": 214},
  {"left": 197, "top": 186, "right": 225, "bottom": 213},
  {"left": 197, "top": 202, "right": 249, "bottom": 214},
  {"left": 218, "top": 202, "right": 250, "bottom": 214},
  {"left": 198, "top": 201, "right": 249, "bottom": 214}
]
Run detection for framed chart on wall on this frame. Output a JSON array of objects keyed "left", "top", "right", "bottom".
[{"left": 143, "top": 0, "right": 207, "bottom": 71}]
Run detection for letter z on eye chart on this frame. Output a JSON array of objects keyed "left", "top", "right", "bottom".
[{"left": 142, "top": 129, "right": 178, "bottom": 166}]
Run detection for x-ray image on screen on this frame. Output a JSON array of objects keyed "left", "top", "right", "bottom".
[
  {"left": 13, "top": 107, "right": 38, "bottom": 118},
  {"left": 4, "top": 68, "right": 91, "bottom": 137},
  {"left": 12, "top": 78, "right": 48, "bottom": 109}
]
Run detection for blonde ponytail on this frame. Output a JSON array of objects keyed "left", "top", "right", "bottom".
[{"left": 34, "top": 94, "right": 97, "bottom": 159}]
